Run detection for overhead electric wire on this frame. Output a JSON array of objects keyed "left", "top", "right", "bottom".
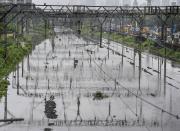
[
  {"left": 85, "top": 44, "right": 153, "bottom": 131},
  {"left": 85, "top": 46, "right": 180, "bottom": 120}
]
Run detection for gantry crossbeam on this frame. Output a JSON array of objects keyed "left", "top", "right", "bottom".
[{"left": 0, "top": 4, "right": 180, "bottom": 18}]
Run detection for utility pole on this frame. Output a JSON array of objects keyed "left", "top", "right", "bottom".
[
  {"left": 25, "top": 18, "right": 29, "bottom": 34},
  {"left": 21, "top": 18, "right": 24, "bottom": 35},
  {"left": 158, "top": 15, "right": 169, "bottom": 96},
  {"left": 3, "top": 16, "right": 7, "bottom": 62},
  {"left": 98, "top": 17, "right": 107, "bottom": 48},
  {"left": 108, "top": 18, "right": 112, "bottom": 59},
  {"left": 22, "top": 59, "right": 24, "bottom": 77},
  {"left": 100, "top": 23, "right": 103, "bottom": 48},
  {"left": 45, "top": 19, "right": 47, "bottom": 39},
  {"left": 17, "top": 65, "right": 19, "bottom": 95},
  {"left": 4, "top": 90, "right": 7, "bottom": 120}
]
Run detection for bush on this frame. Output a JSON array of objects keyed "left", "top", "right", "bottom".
[
  {"left": 174, "top": 52, "right": 180, "bottom": 59},
  {"left": 93, "top": 91, "right": 108, "bottom": 100},
  {"left": 0, "top": 80, "right": 9, "bottom": 98}
]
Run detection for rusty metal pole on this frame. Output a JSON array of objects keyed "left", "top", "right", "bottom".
[
  {"left": 4, "top": 89, "right": 7, "bottom": 120},
  {"left": 45, "top": 19, "right": 47, "bottom": 39},
  {"left": 100, "top": 23, "right": 103, "bottom": 48},
  {"left": 17, "top": 65, "right": 19, "bottom": 95}
]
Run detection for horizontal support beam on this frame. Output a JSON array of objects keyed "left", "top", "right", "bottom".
[
  {"left": 0, "top": 4, "right": 180, "bottom": 19},
  {"left": 0, "top": 118, "right": 24, "bottom": 123},
  {"left": 18, "top": 119, "right": 160, "bottom": 127}
]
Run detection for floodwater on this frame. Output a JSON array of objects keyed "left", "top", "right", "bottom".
[{"left": 0, "top": 30, "right": 180, "bottom": 131}]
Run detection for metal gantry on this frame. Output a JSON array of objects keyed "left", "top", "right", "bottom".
[
  {"left": 1, "top": 4, "right": 180, "bottom": 45},
  {"left": 0, "top": 3, "right": 180, "bottom": 126},
  {"left": 1, "top": 4, "right": 180, "bottom": 24}
]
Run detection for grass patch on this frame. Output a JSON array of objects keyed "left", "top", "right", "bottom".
[{"left": 93, "top": 91, "right": 108, "bottom": 100}]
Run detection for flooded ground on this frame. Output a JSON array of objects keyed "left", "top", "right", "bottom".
[{"left": 0, "top": 31, "right": 180, "bottom": 131}]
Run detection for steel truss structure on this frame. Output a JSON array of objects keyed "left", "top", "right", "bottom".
[
  {"left": 0, "top": 4, "right": 180, "bottom": 124},
  {"left": 1, "top": 5, "right": 180, "bottom": 18}
]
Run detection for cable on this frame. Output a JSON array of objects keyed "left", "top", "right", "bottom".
[
  {"left": 84, "top": 45, "right": 153, "bottom": 131},
  {"left": 85, "top": 48, "right": 180, "bottom": 120}
]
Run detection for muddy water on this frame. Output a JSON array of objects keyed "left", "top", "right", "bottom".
[{"left": 0, "top": 33, "right": 180, "bottom": 131}]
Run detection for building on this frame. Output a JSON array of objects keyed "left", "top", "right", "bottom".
[
  {"left": 140, "top": 2, "right": 147, "bottom": 6},
  {"left": 0, "top": 0, "right": 13, "bottom": 3},
  {"left": 171, "top": 1, "right": 177, "bottom": 5},
  {"left": 96, "top": 0, "right": 104, "bottom": 6},
  {"left": 15, "top": 0, "right": 32, "bottom": 4},
  {"left": 106, "top": 0, "right": 120, "bottom": 6},
  {"left": 83, "top": 0, "right": 96, "bottom": 6},
  {"left": 177, "top": 0, "right": 180, "bottom": 5},
  {"left": 26, "top": 0, "right": 32, "bottom": 4},
  {"left": 161, "top": 0, "right": 169, "bottom": 6},
  {"left": 146, "top": 0, "right": 151, "bottom": 6},
  {"left": 151, "top": 0, "right": 161, "bottom": 6},
  {"left": 15, "top": 0, "right": 25, "bottom": 4},
  {"left": 122, "top": 0, "right": 131, "bottom": 6},
  {"left": 171, "top": 0, "right": 180, "bottom": 6},
  {"left": 0, "top": 0, "right": 32, "bottom": 4},
  {"left": 146, "top": 0, "right": 161, "bottom": 6},
  {"left": 133, "top": 0, "right": 138, "bottom": 6}
]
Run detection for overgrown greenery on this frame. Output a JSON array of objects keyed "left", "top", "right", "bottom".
[
  {"left": 93, "top": 91, "right": 108, "bottom": 100},
  {"left": 81, "top": 26, "right": 180, "bottom": 63},
  {"left": 0, "top": 44, "right": 32, "bottom": 78},
  {"left": 0, "top": 20, "right": 52, "bottom": 99},
  {"left": 0, "top": 37, "right": 32, "bottom": 98},
  {"left": 0, "top": 80, "right": 9, "bottom": 98}
]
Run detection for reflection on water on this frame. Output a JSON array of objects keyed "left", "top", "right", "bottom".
[
  {"left": 44, "top": 128, "right": 52, "bottom": 131},
  {"left": 0, "top": 32, "right": 180, "bottom": 131},
  {"left": 44, "top": 96, "right": 58, "bottom": 120}
]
